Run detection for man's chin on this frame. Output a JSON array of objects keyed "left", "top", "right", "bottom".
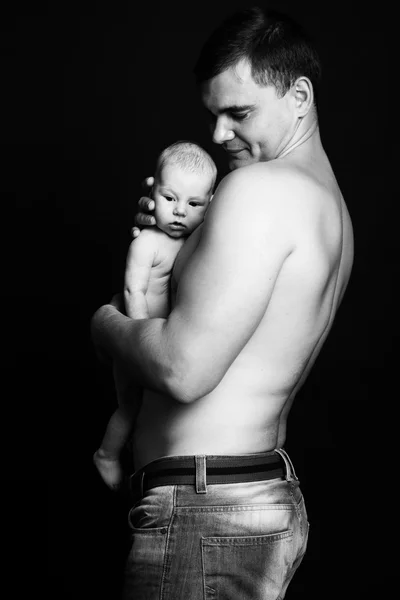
[{"left": 228, "top": 153, "right": 254, "bottom": 170}]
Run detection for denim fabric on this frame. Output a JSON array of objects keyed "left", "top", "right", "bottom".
[{"left": 122, "top": 450, "right": 309, "bottom": 600}]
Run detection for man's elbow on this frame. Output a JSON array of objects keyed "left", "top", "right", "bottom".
[{"left": 166, "top": 366, "right": 219, "bottom": 404}]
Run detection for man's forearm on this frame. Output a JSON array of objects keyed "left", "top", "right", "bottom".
[{"left": 91, "top": 304, "right": 172, "bottom": 393}]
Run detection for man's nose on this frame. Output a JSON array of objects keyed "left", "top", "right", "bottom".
[
  {"left": 212, "top": 117, "right": 235, "bottom": 145},
  {"left": 173, "top": 201, "right": 186, "bottom": 217}
]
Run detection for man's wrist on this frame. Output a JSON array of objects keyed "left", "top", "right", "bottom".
[{"left": 91, "top": 303, "right": 121, "bottom": 356}]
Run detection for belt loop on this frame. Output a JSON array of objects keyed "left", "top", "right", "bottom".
[
  {"left": 195, "top": 455, "right": 207, "bottom": 494},
  {"left": 283, "top": 449, "right": 298, "bottom": 481},
  {"left": 275, "top": 448, "right": 298, "bottom": 482},
  {"left": 129, "top": 467, "right": 145, "bottom": 500}
]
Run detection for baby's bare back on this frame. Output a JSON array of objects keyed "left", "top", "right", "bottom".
[{"left": 124, "top": 228, "right": 185, "bottom": 319}]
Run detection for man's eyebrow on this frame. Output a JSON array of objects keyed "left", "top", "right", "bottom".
[
  {"left": 206, "top": 104, "right": 255, "bottom": 115},
  {"left": 225, "top": 104, "right": 255, "bottom": 112}
]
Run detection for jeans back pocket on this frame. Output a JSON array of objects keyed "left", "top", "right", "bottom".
[{"left": 201, "top": 530, "right": 294, "bottom": 600}]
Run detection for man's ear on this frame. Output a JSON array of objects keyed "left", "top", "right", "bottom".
[{"left": 293, "top": 76, "right": 314, "bottom": 117}]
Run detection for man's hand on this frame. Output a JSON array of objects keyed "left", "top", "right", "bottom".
[
  {"left": 91, "top": 293, "right": 124, "bottom": 365},
  {"left": 110, "top": 292, "right": 124, "bottom": 313},
  {"left": 131, "top": 177, "right": 157, "bottom": 239}
]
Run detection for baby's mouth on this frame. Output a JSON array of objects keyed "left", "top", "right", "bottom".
[{"left": 170, "top": 222, "right": 186, "bottom": 228}]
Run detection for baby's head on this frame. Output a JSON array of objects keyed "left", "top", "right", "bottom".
[{"left": 152, "top": 141, "right": 217, "bottom": 238}]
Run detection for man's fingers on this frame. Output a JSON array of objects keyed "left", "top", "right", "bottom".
[
  {"left": 131, "top": 226, "right": 141, "bottom": 239},
  {"left": 138, "top": 196, "right": 155, "bottom": 211},
  {"left": 141, "top": 176, "right": 154, "bottom": 190},
  {"left": 133, "top": 180, "right": 156, "bottom": 237},
  {"left": 135, "top": 213, "right": 156, "bottom": 226}
]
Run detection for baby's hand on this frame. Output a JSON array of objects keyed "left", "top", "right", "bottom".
[{"left": 131, "top": 177, "right": 156, "bottom": 239}]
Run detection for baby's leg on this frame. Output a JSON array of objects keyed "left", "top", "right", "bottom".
[{"left": 94, "top": 385, "right": 142, "bottom": 490}]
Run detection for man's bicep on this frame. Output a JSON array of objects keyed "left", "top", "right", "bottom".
[{"left": 168, "top": 179, "right": 293, "bottom": 382}]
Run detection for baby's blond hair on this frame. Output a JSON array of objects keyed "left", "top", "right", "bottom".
[{"left": 156, "top": 140, "right": 217, "bottom": 195}]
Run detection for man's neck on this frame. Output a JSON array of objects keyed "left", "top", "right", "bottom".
[{"left": 277, "top": 114, "right": 319, "bottom": 160}]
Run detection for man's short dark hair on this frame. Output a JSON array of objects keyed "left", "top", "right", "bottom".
[{"left": 194, "top": 6, "right": 322, "bottom": 104}]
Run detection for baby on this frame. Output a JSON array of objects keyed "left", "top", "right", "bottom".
[{"left": 93, "top": 140, "right": 217, "bottom": 489}]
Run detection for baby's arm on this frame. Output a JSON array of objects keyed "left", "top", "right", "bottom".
[{"left": 123, "top": 230, "right": 157, "bottom": 319}]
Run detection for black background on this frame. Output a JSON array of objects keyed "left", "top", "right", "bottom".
[{"left": 2, "top": 0, "right": 393, "bottom": 598}]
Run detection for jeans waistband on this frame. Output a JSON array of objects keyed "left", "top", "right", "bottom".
[{"left": 129, "top": 448, "right": 298, "bottom": 497}]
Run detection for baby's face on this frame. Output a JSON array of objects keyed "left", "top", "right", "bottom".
[{"left": 152, "top": 164, "right": 212, "bottom": 238}]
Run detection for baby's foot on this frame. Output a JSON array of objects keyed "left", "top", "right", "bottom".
[{"left": 93, "top": 449, "right": 123, "bottom": 490}]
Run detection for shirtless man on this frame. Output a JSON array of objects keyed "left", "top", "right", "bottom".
[{"left": 91, "top": 7, "right": 354, "bottom": 599}]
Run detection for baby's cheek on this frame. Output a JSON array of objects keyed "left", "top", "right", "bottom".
[{"left": 154, "top": 203, "right": 165, "bottom": 222}]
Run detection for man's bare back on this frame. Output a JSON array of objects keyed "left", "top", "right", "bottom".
[{"left": 132, "top": 145, "right": 354, "bottom": 470}]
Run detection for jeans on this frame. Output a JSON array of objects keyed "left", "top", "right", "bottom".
[{"left": 122, "top": 449, "right": 309, "bottom": 600}]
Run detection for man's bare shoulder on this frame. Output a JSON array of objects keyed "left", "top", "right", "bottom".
[
  {"left": 230, "top": 162, "right": 345, "bottom": 255},
  {"left": 209, "top": 162, "right": 327, "bottom": 226}
]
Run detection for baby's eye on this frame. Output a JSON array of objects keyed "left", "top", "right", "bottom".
[
  {"left": 164, "top": 196, "right": 174, "bottom": 202},
  {"left": 189, "top": 202, "right": 199, "bottom": 207}
]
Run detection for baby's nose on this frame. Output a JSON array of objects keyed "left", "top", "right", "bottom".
[{"left": 173, "top": 202, "right": 186, "bottom": 217}]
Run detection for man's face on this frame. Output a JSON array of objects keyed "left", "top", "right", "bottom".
[
  {"left": 153, "top": 165, "right": 211, "bottom": 238},
  {"left": 201, "top": 60, "right": 295, "bottom": 170}
]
